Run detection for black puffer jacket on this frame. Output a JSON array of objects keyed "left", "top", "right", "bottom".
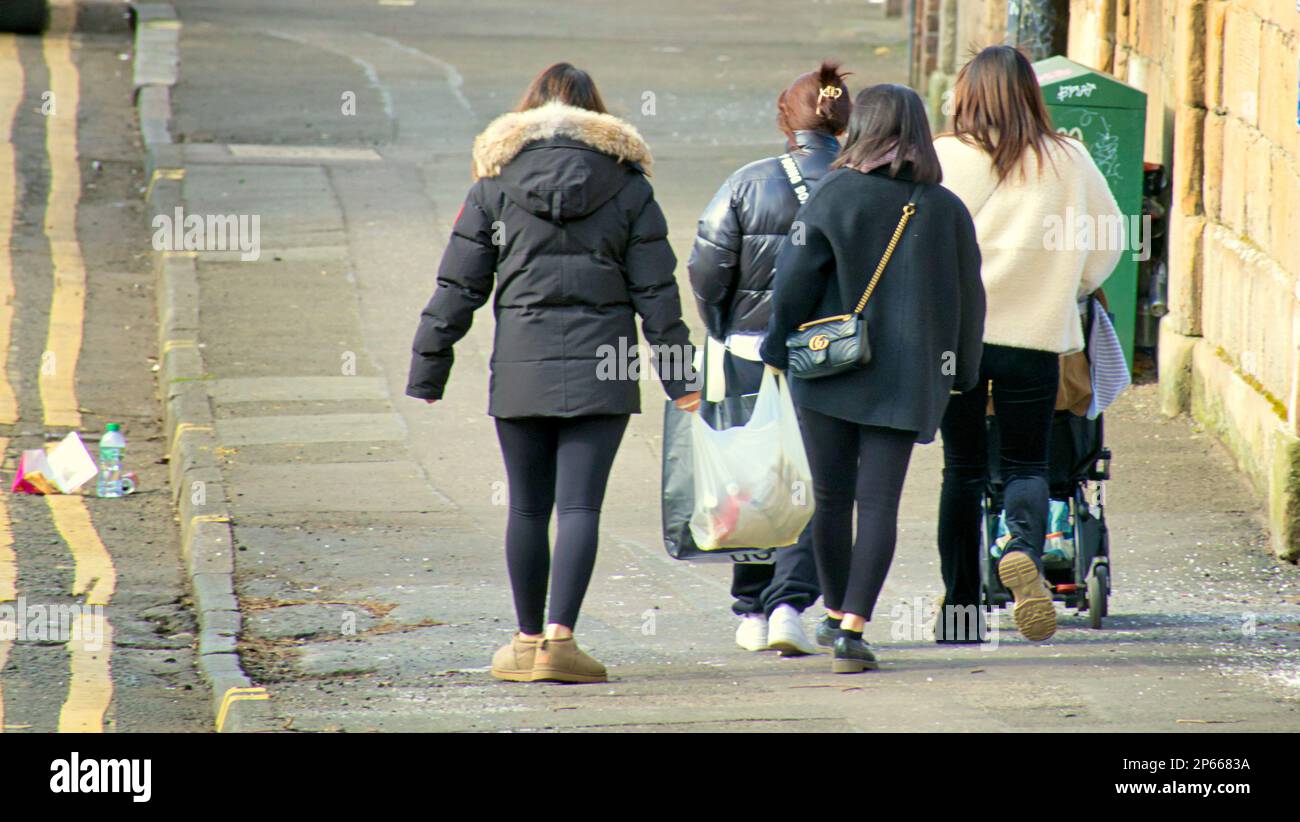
[
  {"left": 687, "top": 130, "right": 840, "bottom": 340},
  {"left": 406, "top": 102, "right": 694, "bottom": 417}
]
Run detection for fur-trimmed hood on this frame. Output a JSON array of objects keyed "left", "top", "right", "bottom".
[
  {"left": 470, "top": 103, "right": 654, "bottom": 222},
  {"left": 472, "top": 102, "right": 653, "bottom": 180}
]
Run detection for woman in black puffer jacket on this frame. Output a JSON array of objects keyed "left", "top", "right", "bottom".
[
  {"left": 407, "top": 64, "right": 698, "bottom": 684},
  {"left": 687, "top": 62, "right": 851, "bottom": 658}
]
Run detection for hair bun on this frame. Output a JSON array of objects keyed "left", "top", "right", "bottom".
[
  {"left": 817, "top": 59, "right": 850, "bottom": 87},
  {"left": 779, "top": 59, "right": 853, "bottom": 141}
]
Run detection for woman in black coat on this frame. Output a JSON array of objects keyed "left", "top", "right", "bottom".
[
  {"left": 407, "top": 63, "right": 698, "bottom": 684},
  {"left": 761, "top": 84, "right": 985, "bottom": 673},
  {"left": 686, "top": 61, "right": 851, "bottom": 658}
]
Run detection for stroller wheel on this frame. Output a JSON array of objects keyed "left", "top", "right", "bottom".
[{"left": 1088, "top": 564, "right": 1109, "bottom": 629}]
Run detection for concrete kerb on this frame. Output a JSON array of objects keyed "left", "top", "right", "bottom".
[{"left": 131, "top": 2, "right": 274, "bottom": 732}]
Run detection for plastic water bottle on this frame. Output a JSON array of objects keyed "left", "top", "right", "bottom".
[{"left": 96, "top": 423, "right": 127, "bottom": 498}]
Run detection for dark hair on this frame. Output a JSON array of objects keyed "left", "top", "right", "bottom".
[
  {"left": 831, "top": 84, "right": 942, "bottom": 184},
  {"left": 517, "top": 62, "right": 607, "bottom": 114},
  {"left": 777, "top": 60, "right": 852, "bottom": 144},
  {"left": 951, "top": 45, "right": 1068, "bottom": 181}
]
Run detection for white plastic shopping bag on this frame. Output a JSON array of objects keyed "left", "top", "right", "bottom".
[{"left": 688, "top": 369, "right": 814, "bottom": 550}]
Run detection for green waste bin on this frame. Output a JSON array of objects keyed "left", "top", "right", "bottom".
[{"left": 1034, "top": 55, "right": 1146, "bottom": 371}]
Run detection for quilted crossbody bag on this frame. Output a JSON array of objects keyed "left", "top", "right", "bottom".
[{"left": 783, "top": 183, "right": 924, "bottom": 379}]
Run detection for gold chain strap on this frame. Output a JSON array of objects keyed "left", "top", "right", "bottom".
[{"left": 852, "top": 201, "right": 917, "bottom": 315}]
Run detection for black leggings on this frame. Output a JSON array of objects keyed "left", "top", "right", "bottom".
[
  {"left": 494, "top": 414, "right": 630, "bottom": 635},
  {"left": 799, "top": 407, "right": 917, "bottom": 620},
  {"left": 938, "top": 344, "right": 1059, "bottom": 606}
]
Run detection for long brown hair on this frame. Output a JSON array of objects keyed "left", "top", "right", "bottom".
[
  {"left": 831, "top": 84, "right": 942, "bottom": 184},
  {"left": 517, "top": 62, "right": 607, "bottom": 114},
  {"left": 951, "top": 45, "right": 1067, "bottom": 181},
  {"left": 777, "top": 60, "right": 852, "bottom": 144}
]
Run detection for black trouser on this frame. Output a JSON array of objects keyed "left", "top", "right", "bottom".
[
  {"left": 494, "top": 414, "right": 630, "bottom": 635},
  {"left": 730, "top": 529, "right": 820, "bottom": 616},
  {"left": 722, "top": 352, "right": 820, "bottom": 617},
  {"left": 938, "top": 344, "right": 1059, "bottom": 608},
  {"left": 798, "top": 406, "right": 916, "bottom": 620}
]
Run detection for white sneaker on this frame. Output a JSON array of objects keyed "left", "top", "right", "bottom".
[
  {"left": 767, "top": 604, "right": 817, "bottom": 657},
  {"left": 735, "top": 614, "right": 769, "bottom": 651}
]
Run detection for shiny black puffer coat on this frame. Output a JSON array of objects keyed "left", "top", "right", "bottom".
[{"left": 687, "top": 130, "right": 840, "bottom": 339}]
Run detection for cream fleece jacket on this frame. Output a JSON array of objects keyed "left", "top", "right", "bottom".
[{"left": 934, "top": 134, "right": 1123, "bottom": 354}]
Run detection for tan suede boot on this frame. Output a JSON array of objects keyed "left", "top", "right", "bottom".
[
  {"left": 491, "top": 633, "right": 541, "bottom": 682},
  {"left": 530, "top": 637, "right": 608, "bottom": 683}
]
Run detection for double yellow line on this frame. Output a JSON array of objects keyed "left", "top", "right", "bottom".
[
  {"left": 0, "top": 436, "right": 14, "bottom": 733},
  {"left": 0, "top": 36, "right": 20, "bottom": 425},
  {"left": 0, "top": 30, "right": 20, "bottom": 735},
  {"left": 39, "top": 0, "right": 85, "bottom": 429},
  {"left": 0, "top": 0, "right": 116, "bottom": 733},
  {"left": 43, "top": 0, "right": 114, "bottom": 734}
]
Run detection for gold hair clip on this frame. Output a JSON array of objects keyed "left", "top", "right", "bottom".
[{"left": 818, "top": 85, "right": 843, "bottom": 100}]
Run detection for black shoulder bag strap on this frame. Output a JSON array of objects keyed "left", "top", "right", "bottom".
[{"left": 838, "top": 182, "right": 926, "bottom": 316}]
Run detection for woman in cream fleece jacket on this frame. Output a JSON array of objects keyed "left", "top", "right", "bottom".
[
  {"left": 933, "top": 45, "right": 1122, "bottom": 645},
  {"left": 934, "top": 133, "right": 1120, "bottom": 353}
]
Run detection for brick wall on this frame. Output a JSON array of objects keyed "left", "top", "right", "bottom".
[
  {"left": 1069, "top": 0, "right": 1300, "bottom": 558},
  {"left": 911, "top": 0, "right": 1009, "bottom": 129}
]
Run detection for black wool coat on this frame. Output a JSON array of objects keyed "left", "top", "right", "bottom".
[
  {"left": 760, "top": 164, "right": 986, "bottom": 443},
  {"left": 406, "top": 103, "right": 694, "bottom": 417}
]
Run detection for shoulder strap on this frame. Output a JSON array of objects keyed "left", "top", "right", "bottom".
[
  {"left": 852, "top": 183, "right": 925, "bottom": 315},
  {"left": 778, "top": 153, "right": 812, "bottom": 205}
]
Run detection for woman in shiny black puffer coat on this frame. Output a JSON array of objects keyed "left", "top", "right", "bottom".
[{"left": 685, "top": 61, "right": 852, "bottom": 657}]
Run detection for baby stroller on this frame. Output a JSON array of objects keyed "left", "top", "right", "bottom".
[{"left": 980, "top": 300, "right": 1114, "bottom": 629}]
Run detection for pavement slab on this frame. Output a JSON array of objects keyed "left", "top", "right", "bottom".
[
  {"left": 209, "top": 376, "right": 391, "bottom": 404},
  {"left": 226, "top": 461, "right": 447, "bottom": 515},
  {"left": 215, "top": 413, "right": 406, "bottom": 446}
]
